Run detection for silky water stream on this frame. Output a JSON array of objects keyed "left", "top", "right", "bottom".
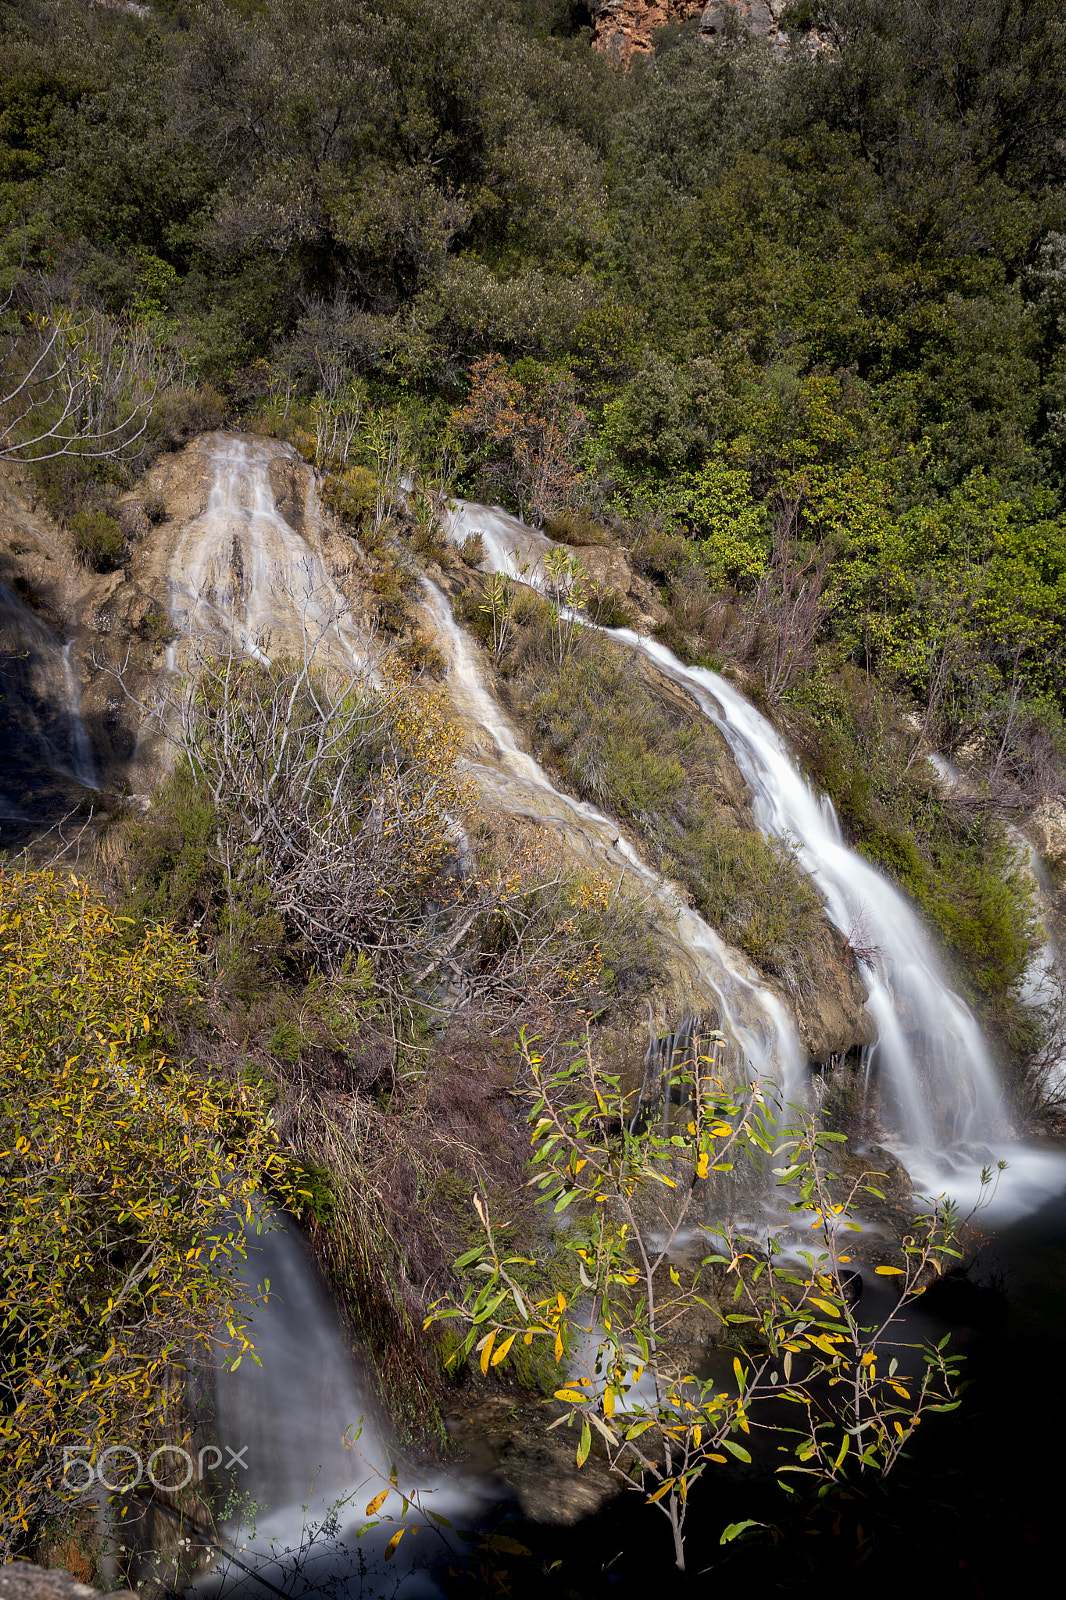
[{"left": 444, "top": 497, "right": 1066, "bottom": 1216}]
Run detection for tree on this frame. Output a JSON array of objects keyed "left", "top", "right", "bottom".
[
  {"left": 430, "top": 1026, "right": 997, "bottom": 1571},
  {"left": 0, "top": 868, "right": 291, "bottom": 1553},
  {"left": 451, "top": 353, "right": 586, "bottom": 521},
  {"left": 0, "top": 291, "right": 162, "bottom": 462}
]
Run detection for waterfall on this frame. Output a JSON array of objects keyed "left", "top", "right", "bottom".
[
  {"left": 635, "top": 651, "right": 1002, "bottom": 1150},
  {"left": 167, "top": 435, "right": 365, "bottom": 667},
  {"left": 419, "top": 578, "right": 804, "bottom": 1100},
  {"left": 202, "top": 1218, "right": 473, "bottom": 1599},
  {"left": 0, "top": 580, "right": 98, "bottom": 816},
  {"left": 444, "top": 499, "right": 1003, "bottom": 1156},
  {"left": 60, "top": 640, "right": 99, "bottom": 788}
]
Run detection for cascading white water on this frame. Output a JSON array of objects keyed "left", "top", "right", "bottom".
[
  {"left": 447, "top": 498, "right": 553, "bottom": 581},
  {"left": 420, "top": 578, "right": 804, "bottom": 1099},
  {"left": 0, "top": 580, "right": 97, "bottom": 803},
  {"left": 59, "top": 640, "right": 99, "bottom": 788},
  {"left": 444, "top": 498, "right": 1003, "bottom": 1156},
  {"left": 638, "top": 652, "right": 1002, "bottom": 1150},
  {"left": 168, "top": 435, "right": 365, "bottom": 666},
  {"left": 202, "top": 1219, "right": 473, "bottom": 1599}
]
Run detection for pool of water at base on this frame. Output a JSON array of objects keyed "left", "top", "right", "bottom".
[{"left": 466, "top": 1163, "right": 1062, "bottom": 1600}]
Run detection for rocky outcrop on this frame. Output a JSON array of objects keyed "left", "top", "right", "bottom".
[
  {"left": 590, "top": 0, "right": 705, "bottom": 61},
  {"left": 1030, "top": 799, "right": 1066, "bottom": 876},
  {"left": 0, "top": 1566, "right": 133, "bottom": 1600},
  {"left": 590, "top": 0, "right": 794, "bottom": 62}
]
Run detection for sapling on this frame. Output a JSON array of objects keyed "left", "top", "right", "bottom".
[{"left": 429, "top": 1026, "right": 1001, "bottom": 1571}]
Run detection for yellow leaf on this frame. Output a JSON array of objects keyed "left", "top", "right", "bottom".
[
  {"left": 365, "top": 1489, "right": 389, "bottom": 1517},
  {"left": 646, "top": 1479, "right": 675, "bottom": 1505},
  {"left": 554, "top": 1389, "right": 585, "bottom": 1404},
  {"left": 384, "top": 1529, "right": 405, "bottom": 1560},
  {"left": 479, "top": 1329, "right": 497, "bottom": 1375},
  {"left": 874, "top": 1266, "right": 905, "bottom": 1275},
  {"left": 492, "top": 1332, "right": 516, "bottom": 1366}
]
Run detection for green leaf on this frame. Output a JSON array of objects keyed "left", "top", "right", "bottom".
[
  {"left": 722, "top": 1439, "right": 751, "bottom": 1463},
  {"left": 720, "top": 1520, "right": 763, "bottom": 1544}
]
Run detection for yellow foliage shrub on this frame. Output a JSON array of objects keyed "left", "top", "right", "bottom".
[{"left": 0, "top": 870, "right": 290, "bottom": 1552}]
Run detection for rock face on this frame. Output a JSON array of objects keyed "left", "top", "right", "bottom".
[
  {"left": 0, "top": 1566, "right": 132, "bottom": 1600},
  {"left": 590, "top": 0, "right": 793, "bottom": 61},
  {"left": 1030, "top": 799, "right": 1066, "bottom": 875}
]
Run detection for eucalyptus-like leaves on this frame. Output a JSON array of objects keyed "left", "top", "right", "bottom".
[{"left": 428, "top": 1027, "right": 1001, "bottom": 1572}]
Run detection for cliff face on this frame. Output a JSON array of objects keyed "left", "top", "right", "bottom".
[{"left": 590, "top": 0, "right": 793, "bottom": 61}]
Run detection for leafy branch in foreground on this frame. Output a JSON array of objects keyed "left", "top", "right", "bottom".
[
  {"left": 0, "top": 869, "right": 294, "bottom": 1555},
  {"left": 429, "top": 1027, "right": 1002, "bottom": 1571}
]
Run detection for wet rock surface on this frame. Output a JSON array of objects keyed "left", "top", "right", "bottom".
[{"left": 446, "top": 1396, "right": 620, "bottom": 1525}]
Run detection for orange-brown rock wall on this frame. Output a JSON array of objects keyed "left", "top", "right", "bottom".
[{"left": 590, "top": 0, "right": 794, "bottom": 63}]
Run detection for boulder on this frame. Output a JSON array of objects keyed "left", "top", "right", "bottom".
[{"left": 0, "top": 1566, "right": 134, "bottom": 1600}]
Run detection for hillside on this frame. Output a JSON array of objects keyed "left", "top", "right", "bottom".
[{"left": 3, "top": 1, "right": 1066, "bottom": 1594}]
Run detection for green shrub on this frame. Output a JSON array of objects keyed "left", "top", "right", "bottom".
[
  {"left": 149, "top": 386, "right": 226, "bottom": 450},
  {"left": 630, "top": 526, "right": 691, "bottom": 582},
  {"left": 322, "top": 465, "right": 377, "bottom": 527},
  {"left": 370, "top": 553, "right": 415, "bottom": 630},
  {"left": 522, "top": 634, "right": 824, "bottom": 987},
  {"left": 291, "top": 1159, "right": 337, "bottom": 1224},
  {"left": 543, "top": 509, "right": 613, "bottom": 546},
  {"left": 68, "top": 510, "right": 125, "bottom": 572},
  {"left": 138, "top": 609, "right": 174, "bottom": 645},
  {"left": 585, "top": 581, "right": 636, "bottom": 629},
  {"left": 397, "top": 628, "right": 447, "bottom": 679},
  {"left": 458, "top": 531, "right": 486, "bottom": 567},
  {"left": 788, "top": 667, "right": 1036, "bottom": 1010}
]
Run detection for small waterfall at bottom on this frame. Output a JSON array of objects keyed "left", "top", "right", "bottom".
[{"left": 200, "top": 1218, "right": 477, "bottom": 1600}]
